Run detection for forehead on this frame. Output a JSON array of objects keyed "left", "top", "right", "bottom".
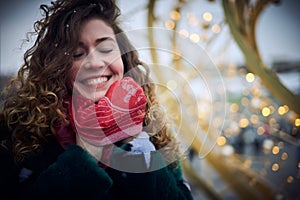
[{"left": 79, "top": 18, "right": 115, "bottom": 40}]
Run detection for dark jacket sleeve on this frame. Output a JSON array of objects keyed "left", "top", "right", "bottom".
[
  {"left": 0, "top": 144, "right": 112, "bottom": 200},
  {"left": 32, "top": 145, "right": 112, "bottom": 199},
  {"left": 1, "top": 140, "right": 192, "bottom": 200},
  {"left": 107, "top": 149, "right": 193, "bottom": 200},
  {"left": 0, "top": 145, "right": 20, "bottom": 200}
]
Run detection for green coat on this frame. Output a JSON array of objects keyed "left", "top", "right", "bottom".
[{"left": 0, "top": 136, "right": 193, "bottom": 200}]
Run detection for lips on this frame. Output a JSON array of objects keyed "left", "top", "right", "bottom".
[
  {"left": 86, "top": 77, "right": 108, "bottom": 85},
  {"left": 81, "top": 76, "right": 112, "bottom": 87}
]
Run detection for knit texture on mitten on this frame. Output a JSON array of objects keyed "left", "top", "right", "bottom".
[{"left": 70, "top": 77, "right": 147, "bottom": 146}]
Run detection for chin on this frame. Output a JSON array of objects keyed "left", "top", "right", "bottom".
[{"left": 90, "top": 92, "right": 106, "bottom": 102}]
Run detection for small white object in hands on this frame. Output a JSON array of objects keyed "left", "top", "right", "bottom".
[{"left": 128, "top": 131, "right": 156, "bottom": 168}]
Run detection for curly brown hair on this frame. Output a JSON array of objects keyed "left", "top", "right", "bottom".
[{"left": 1, "top": 0, "right": 179, "bottom": 164}]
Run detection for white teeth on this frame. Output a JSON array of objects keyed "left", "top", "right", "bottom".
[{"left": 86, "top": 77, "right": 108, "bottom": 85}]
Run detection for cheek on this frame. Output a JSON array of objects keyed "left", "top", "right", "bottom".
[{"left": 113, "top": 59, "right": 124, "bottom": 75}]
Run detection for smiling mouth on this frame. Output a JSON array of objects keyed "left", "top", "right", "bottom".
[{"left": 83, "top": 76, "right": 112, "bottom": 86}]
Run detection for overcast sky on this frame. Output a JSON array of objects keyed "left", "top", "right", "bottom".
[{"left": 1, "top": 0, "right": 300, "bottom": 75}]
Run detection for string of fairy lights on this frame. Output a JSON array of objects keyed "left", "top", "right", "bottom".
[{"left": 160, "top": 0, "right": 300, "bottom": 197}]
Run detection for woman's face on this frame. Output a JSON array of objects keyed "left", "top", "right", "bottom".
[{"left": 69, "top": 18, "right": 124, "bottom": 101}]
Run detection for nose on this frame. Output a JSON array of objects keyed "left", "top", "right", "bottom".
[{"left": 83, "top": 51, "right": 105, "bottom": 70}]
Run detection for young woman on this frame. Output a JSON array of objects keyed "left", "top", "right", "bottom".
[{"left": 0, "top": 0, "right": 193, "bottom": 199}]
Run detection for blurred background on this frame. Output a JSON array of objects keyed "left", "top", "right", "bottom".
[{"left": 1, "top": 0, "right": 300, "bottom": 199}]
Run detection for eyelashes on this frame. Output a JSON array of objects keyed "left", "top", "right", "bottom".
[
  {"left": 73, "top": 37, "right": 118, "bottom": 59},
  {"left": 97, "top": 49, "right": 113, "bottom": 54},
  {"left": 73, "top": 48, "right": 114, "bottom": 59},
  {"left": 73, "top": 40, "right": 118, "bottom": 59},
  {"left": 73, "top": 52, "right": 84, "bottom": 58}
]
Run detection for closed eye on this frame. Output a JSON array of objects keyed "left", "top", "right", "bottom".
[
  {"left": 99, "top": 49, "right": 113, "bottom": 54},
  {"left": 73, "top": 46, "right": 86, "bottom": 59},
  {"left": 73, "top": 52, "right": 84, "bottom": 58}
]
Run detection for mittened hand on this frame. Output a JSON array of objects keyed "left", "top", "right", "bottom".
[
  {"left": 94, "top": 77, "right": 147, "bottom": 138},
  {"left": 71, "top": 77, "right": 147, "bottom": 147},
  {"left": 106, "top": 77, "right": 147, "bottom": 109},
  {"left": 101, "top": 76, "right": 147, "bottom": 126}
]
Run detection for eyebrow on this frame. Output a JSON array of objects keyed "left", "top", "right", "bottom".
[
  {"left": 95, "top": 37, "right": 115, "bottom": 46},
  {"left": 78, "top": 37, "right": 115, "bottom": 48}
]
